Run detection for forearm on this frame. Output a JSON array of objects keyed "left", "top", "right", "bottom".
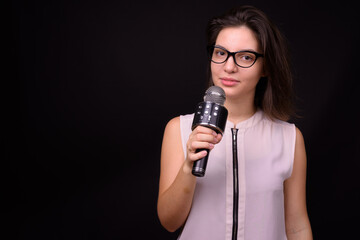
[{"left": 157, "top": 161, "right": 197, "bottom": 232}]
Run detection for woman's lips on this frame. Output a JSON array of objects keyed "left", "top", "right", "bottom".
[{"left": 220, "top": 77, "right": 240, "bottom": 86}]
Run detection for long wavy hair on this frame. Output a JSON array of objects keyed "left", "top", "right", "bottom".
[{"left": 206, "top": 6, "right": 295, "bottom": 121}]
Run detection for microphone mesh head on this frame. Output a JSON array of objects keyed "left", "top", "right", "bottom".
[{"left": 204, "top": 86, "right": 226, "bottom": 105}]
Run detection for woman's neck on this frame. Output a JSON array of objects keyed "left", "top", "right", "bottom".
[{"left": 224, "top": 96, "right": 256, "bottom": 126}]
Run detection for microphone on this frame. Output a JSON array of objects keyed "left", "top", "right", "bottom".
[{"left": 191, "top": 86, "right": 228, "bottom": 177}]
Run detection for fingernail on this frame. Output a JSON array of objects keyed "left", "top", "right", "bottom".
[{"left": 209, "top": 143, "right": 214, "bottom": 149}]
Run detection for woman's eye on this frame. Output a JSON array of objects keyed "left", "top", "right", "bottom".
[
  {"left": 215, "top": 50, "right": 226, "bottom": 56},
  {"left": 243, "top": 55, "right": 253, "bottom": 61},
  {"left": 238, "top": 53, "right": 254, "bottom": 61}
]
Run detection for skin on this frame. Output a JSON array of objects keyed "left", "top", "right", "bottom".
[{"left": 157, "top": 26, "right": 312, "bottom": 239}]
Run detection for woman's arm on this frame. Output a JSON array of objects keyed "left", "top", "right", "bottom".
[
  {"left": 157, "top": 117, "right": 221, "bottom": 232},
  {"left": 284, "top": 127, "right": 313, "bottom": 239}
]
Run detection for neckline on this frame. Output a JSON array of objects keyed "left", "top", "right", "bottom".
[{"left": 226, "top": 109, "right": 263, "bottom": 129}]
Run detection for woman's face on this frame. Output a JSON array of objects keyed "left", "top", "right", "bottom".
[{"left": 211, "top": 26, "right": 264, "bottom": 101}]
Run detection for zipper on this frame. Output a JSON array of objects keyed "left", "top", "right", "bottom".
[{"left": 231, "top": 128, "right": 239, "bottom": 240}]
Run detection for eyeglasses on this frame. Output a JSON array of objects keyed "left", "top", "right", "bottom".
[{"left": 207, "top": 46, "right": 264, "bottom": 68}]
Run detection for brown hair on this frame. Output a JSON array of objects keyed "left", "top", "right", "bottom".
[{"left": 206, "top": 5, "right": 295, "bottom": 121}]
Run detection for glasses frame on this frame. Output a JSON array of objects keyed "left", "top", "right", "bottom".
[{"left": 207, "top": 45, "right": 264, "bottom": 68}]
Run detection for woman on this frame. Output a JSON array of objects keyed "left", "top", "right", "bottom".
[{"left": 157, "top": 6, "right": 312, "bottom": 240}]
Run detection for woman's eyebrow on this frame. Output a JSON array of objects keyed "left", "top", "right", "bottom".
[{"left": 214, "top": 44, "right": 257, "bottom": 52}]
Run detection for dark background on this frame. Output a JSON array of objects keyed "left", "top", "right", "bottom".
[{"left": 10, "top": 0, "right": 359, "bottom": 239}]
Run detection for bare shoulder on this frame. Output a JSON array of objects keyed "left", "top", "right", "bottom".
[
  {"left": 295, "top": 127, "right": 305, "bottom": 145},
  {"left": 164, "top": 116, "right": 180, "bottom": 135},
  {"left": 294, "top": 127, "right": 306, "bottom": 161},
  {"left": 162, "top": 116, "right": 182, "bottom": 148},
  {"left": 293, "top": 126, "right": 306, "bottom": 167},
  {"left": 162, "top": 116, "right": 183, "bottom": 155}
]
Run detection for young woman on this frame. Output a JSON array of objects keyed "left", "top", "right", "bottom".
[{"left": 157, "top": 6, "right": 312, "bottom": 240}]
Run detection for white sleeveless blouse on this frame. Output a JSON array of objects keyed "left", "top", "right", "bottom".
[{"left": 178, "top": 110, "right": 296, "bottom": 240}]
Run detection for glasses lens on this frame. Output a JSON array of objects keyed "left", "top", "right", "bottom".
[
  {"left": 211, "top": 47, "right": 227, "bottom": 63},
  {"left": 235, "top": 52, "right": 256, "bottom": 67}
]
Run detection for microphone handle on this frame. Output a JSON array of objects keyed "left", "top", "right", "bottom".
[{"left": 192, "top": 149, "right": 210, "bottom": 177}]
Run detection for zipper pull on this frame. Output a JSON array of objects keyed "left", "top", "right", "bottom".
[{"left": 231, "top": 128, "right": 238, "bottom": 140}]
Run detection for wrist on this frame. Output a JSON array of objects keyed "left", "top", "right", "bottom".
[{"left": 182, "top": 159, "right": 195, "bottom": 176}]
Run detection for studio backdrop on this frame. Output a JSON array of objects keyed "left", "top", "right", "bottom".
[{"left": 10, "top": 0, "right": 359, "bottom": 239}]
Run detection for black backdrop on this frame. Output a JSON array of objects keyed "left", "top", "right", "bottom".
[{"left": 10, "top": 0, "right": 360, "bottom": 239}]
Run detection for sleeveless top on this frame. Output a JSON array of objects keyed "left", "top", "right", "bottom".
[{"left": 178, "top": 110, "right": 296, "bottom": 240}]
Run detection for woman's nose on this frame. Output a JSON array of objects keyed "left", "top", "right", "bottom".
[{"left": 224, "top": 56, "right": 238, "bottom": 73}]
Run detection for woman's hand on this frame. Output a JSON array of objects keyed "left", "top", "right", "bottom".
[{"left": 183, "top": 126, "right": 222, "bottom": 173}]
